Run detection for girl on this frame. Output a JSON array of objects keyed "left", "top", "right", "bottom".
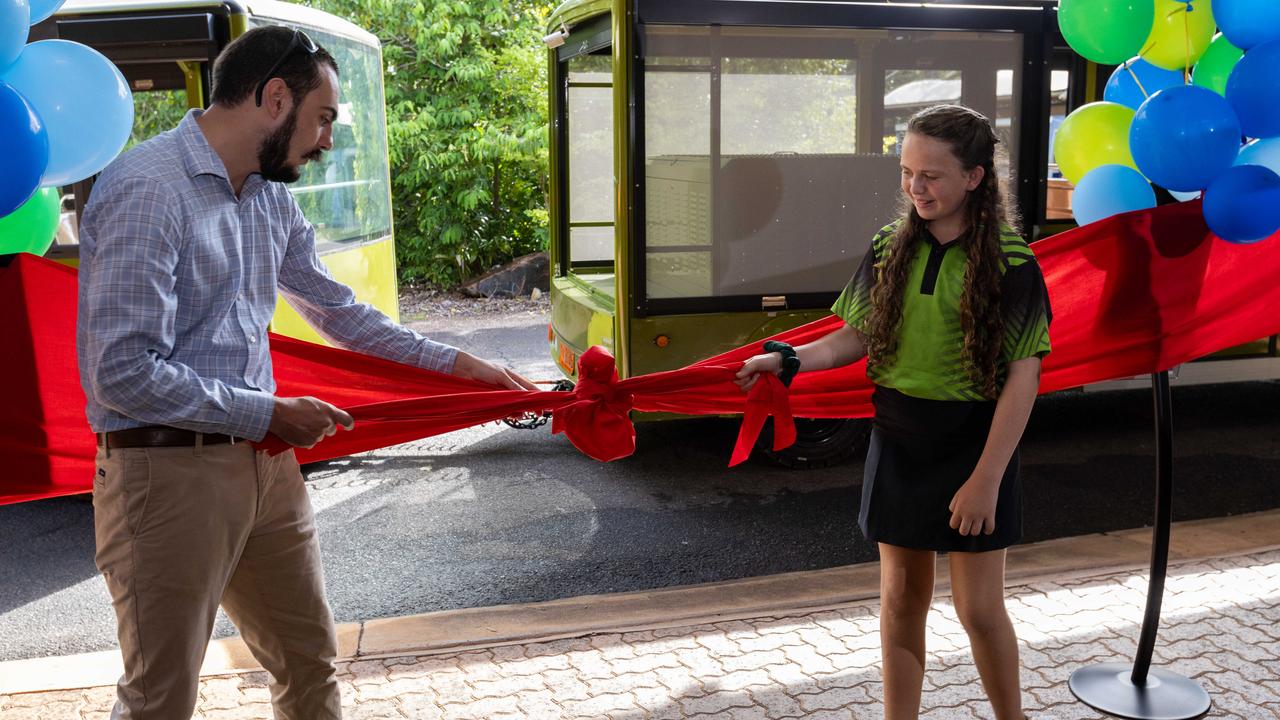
[{"left": 737, "top": 104, "right": 1050, "bottom": 720}]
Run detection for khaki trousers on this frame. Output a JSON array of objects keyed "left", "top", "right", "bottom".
[{"left": 93, "top": 441, "right": 341, "bottom": 719}]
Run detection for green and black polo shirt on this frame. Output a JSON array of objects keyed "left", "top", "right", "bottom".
[{"left": 831, "top": 219, "right": 1052, "bottom": 402}]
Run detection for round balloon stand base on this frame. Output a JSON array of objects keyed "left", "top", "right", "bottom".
[{"left": 1069, "top": 664, "right": 1210, "bottom": 720}]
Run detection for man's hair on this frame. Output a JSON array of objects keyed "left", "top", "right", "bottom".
[{"left": 210, "top": 26, "right": 339, "bottom": 107}]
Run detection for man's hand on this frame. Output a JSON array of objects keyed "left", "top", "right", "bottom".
[
  {"left": 268, "top": 396, "right": 354, "bottom": 449},
  {"left": 948, "top": 471, "right": 1002, "bottom": 536},
  {"left": 452, "top": 351, "right": 539, "bottom": 391},
  {"left": 733, "top": 352, "right": 783, "bottom": 392}
]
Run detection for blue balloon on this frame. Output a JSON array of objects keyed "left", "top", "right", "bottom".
[
  {"left": 1203, "top": 164, "right": 1280, "bottom": 242},
  {"left": 1130, "top": 85, "right": 1242, "bottom": 192},
  {"left": 1226, "top": 39, "right": 1280, "bottom": 138},
  {"left": 0, "top": 0, "right": 29, "bottom": 71},
  {"left": 28, "top": 0, "right": 64, "bottom": 24},
  {"left": 1104, "top": 58, "right": 1185, "bottom": 110},
  {"left": 1236, "top": 138, "right": 1280, "bottom": 175},
  {"left": 0, "top": 81, "right": 48, "bottom": 217},
  {"left": 1214, "top": 0, "right": 1280, "bottom": 50},
  {"left": 1072, "top": 164, "right": 1157, "bottom": 225},
  {"left": 0, "top": 40, "right": 132, "bottom": 187}
]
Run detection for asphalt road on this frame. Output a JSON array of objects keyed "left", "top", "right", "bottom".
[{"left": 2, "top": 307, "right": 1278, "bottom": 662}]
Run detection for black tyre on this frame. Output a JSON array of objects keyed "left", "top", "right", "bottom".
[{"left": 757, "top": 417, "right": 871, "bottom": 469}]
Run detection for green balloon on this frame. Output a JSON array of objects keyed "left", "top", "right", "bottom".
[
  {"left": 1053, "top": 102, "right": 1138, "bottom": 185},
  {"left": 1192, "top": 33, "right": 1243, "bottom": 96},
  {"left": 1060, "top": 0, "right": 1157, "bottom": 65},
  {"left": 0, "top": 188, "right": 60, "bottom": 256}
]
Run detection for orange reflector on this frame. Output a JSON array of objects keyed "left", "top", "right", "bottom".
[{"left": 654, "top": 335, "right": 670, "bottom": 348}]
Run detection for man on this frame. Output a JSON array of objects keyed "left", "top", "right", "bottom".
[{"left": 76, "top": 26, "right": 536, "bottom": 719}]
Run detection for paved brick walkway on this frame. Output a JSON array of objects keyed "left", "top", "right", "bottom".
[{"left": 3, "top": 549, "right": 1278, "bottom": 719}]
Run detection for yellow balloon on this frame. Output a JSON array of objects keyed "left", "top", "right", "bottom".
[
  {"left": 1053, "top": 102, "right": 1138, "bottom": 186},
  {"left": 1142, "top": 0, "right": 1218, "bottom": 71}
]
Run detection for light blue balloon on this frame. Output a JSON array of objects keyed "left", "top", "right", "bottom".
[
  {"left": 0, "top": 40, "right": 132, "bottom": 187},
  {"left": 1214, "top": 0, "right": 1280, "bottom": 50},
  {"left": 1236, "top": 138, "right": 1280, "bottom": 175},
  {"left": 1104, "top": 58, "right": 1185, "bottom": 110},
  {"left": 1169, "top": 189, "right": 1201, "bottom": 201},
  {"left": 1226, "top": 39, "right": 1280, "bottom": 138},
  {"left": 28, "top": 0, "right": 64, "bottom": 24},
  {"left": 0, "top": 0, "right": 29, "bottom": 71},
  {"left": 1203, "top": 164, "right": 1280, "bottom": 243},
  {"left": 1130, "top": 85, "right": 1242, "bottom": 192},
  {"left": 1072, "top": 164, "right": 1157, "bottom": 225}
]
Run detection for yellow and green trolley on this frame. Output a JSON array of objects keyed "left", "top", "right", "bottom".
[
  {"left": 36, "top": 0, "right": 400, "bottom": 343},
  {"left": 543, "top": 0, "right": 1280, "bottom": 466}
]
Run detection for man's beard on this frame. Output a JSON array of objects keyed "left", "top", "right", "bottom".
[{"left": 257, "top": 106, "right": 322, "bottom": 183}]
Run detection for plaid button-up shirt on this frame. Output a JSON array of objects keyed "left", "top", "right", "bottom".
[{"left": 77, "top": 110, "right": 457, "bottom": 441}]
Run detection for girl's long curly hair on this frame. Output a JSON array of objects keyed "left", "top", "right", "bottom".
[{"left": 863, "top": 104, "right": 1019, "bottom": 398}]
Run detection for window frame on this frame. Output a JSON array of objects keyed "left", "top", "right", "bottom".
[{"left": 629, "top": 0, "right": 1057, "bottom": 317}]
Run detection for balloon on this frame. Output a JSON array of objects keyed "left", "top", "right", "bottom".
[
  {"left": 0, "top": 186, "right": 58, "bottom": 255},
  {"left": 1059, "top": 0, "right": 1156, "bottom": 64},
  {"left": 1213, "top": 0, "right": 1280, "bottom": 50},
  {"left": 1169, "top": 189, "right": 1201, "bottom": 201},
  {"left": 1071, "top": 164, "right": 1157, "bottom": 225},
  {"left": 1130, "top": 85, "right": 1241, "bottom": 191},
  {"left": 0, "top": 81, "right": 48, "bottom": 217},
  {"left": 1225, "top": 39, "right": 1280, "bottom": 138},
  {"left": 0, "top": 0, "right": 28, "bottom": 71},
  {"left": 1141, "top": 0, "right": 1218, "bottom": 71},
  {"left": 1053, "top": 102, "right": 1138, "bottom": 185},
  {"left": 27, "top": 0, "right": 63, "bottom": 25},
  {"left": 1202, "top": 164, "right": 1280, "bottom": 242},
  {"left": 0, "top": 40, "right": 133, "bottom": 187},
  {"left": 1192, "top": 33, "right": 1243, "bottom": 95},
  {"left": 1105, "top": 58, "right": 1185, "bottom": 110},
  {"left": 1236, "top": 138, "right": 1280, "bottom": 174}
]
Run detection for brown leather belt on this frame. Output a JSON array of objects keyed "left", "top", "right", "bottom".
[{"left": 97, "top": 426, "right": 239, "bottom": 449}]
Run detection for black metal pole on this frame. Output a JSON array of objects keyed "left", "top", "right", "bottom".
[
  {"left": 1067, "top": 370, "right": 1210, "bottom": 718},
  {"left": 1131, "top": 370, "right": 1173, "bottom": 685}
]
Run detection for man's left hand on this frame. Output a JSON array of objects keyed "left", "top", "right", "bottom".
[{"left": 452, "top": 351, "right": 539, "bottom": 391}]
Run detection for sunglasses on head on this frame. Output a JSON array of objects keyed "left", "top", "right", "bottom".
[{"left": 254, "top": 29, "right": 319, "bottom": 107}]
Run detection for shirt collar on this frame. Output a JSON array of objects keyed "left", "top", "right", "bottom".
[
  {"left": 178, "top": 109, "right": 270, "bottom": 200},
  {"left": 922, "top": 227, "right": 968, "bottom": 250},
  {"left": 178, "top": 109, "right": 229, "bottom": 180}
]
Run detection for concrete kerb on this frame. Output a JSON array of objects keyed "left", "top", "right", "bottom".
[{"left": 2, "top": 508, "right": 1278, "bottom": 696}]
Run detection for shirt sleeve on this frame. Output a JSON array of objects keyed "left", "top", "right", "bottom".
[
  {"left": 831, "top": 239, "right": 880, "bottom": 332},
  {"left": 76, "top": 175, "right": 276, "bottom": 440},
  {"left": 275, "top": 197, "right": 459, "bottom": 374},
  {"left": 1000, "top": 257, "right": 1052, "bottom": 363}
]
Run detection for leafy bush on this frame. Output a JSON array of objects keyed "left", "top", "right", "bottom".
[{"left": 308, "top": 0, "right": 551, "bottom": 286}]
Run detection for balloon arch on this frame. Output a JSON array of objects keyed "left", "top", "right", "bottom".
[{"left": 1056, "top": 0, "right": 1280, "bottom": 241}]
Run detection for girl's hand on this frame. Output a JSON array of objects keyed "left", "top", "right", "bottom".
[
  {"left": 734, "top": 352, "right": 783, "bottom": 392},
  {"left": 948, "top": 473, "right": 1001, "bottom": 536}
]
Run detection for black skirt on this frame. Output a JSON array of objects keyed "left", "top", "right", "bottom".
[{"left": 859, "top": 385, "right": 1022, "bottom": 553}]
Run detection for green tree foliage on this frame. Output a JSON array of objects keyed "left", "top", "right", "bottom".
[
  {"left": 126, "top": 89, "right": 189, "bottom": 151},
  {"left": 306, "top": 0, "right": 552, "bottom": 285}
]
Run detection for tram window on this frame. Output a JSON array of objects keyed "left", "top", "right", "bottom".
[{"left": 566, "top": 53, "right": 615, "bottom": 270}]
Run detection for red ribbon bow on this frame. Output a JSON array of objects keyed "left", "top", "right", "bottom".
[{"left": 551, "top": 345, "right": 796, "bottom": 466}]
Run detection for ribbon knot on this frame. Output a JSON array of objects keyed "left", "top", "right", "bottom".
[{"left": 551, "top": 346, "right": 638, "bottom": 462}]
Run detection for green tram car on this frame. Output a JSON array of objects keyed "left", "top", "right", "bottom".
[{"left": 543, "top": 0, "right": 1280, "bottom": 466}]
